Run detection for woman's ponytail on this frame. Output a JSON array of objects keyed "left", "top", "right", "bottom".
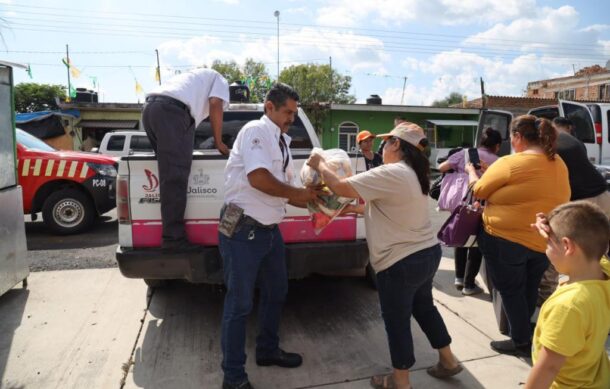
[{"left": 536, "top": 118, "right": 556, "bottom": 160}]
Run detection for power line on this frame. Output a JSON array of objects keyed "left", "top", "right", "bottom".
[
  {"left": 3, "top": 2, "right": 607, "bottom": 50},
  {"left": 7, "top": 23, "right": 608, "bottom": 64}
]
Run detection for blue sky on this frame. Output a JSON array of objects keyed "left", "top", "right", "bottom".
[{"left": 2, "top": 0, "right": 609, "bottom": 106}]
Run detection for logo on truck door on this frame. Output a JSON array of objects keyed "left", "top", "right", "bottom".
[
  {"left": 143, "top": 169, "right": 159, "bottom": 192},
  {"left": 188, "top": 169, "right": 219, "bottom": 198}
]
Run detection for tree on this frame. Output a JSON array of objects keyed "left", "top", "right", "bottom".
[
  {"left": 279, "top": 64, "right": 355, "bottom": 132},
  {"left": 211, "top": 58, "right": 272, "bottom": 103},
  {"left": 211, "top": 60, "right": 242, "bottom": 84},
  {"left": 279, "top": 64, "right": 355, "bottom": 105},
  {"left": 431, "top": 92, "right": 465, "bottom": 108},
  {"left": 15, "top": 83, "right": 66, "bottom": 112}
]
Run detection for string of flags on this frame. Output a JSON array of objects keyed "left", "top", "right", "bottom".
[{"left": 23, "top": 60, "right": 277, "bottom": 100}]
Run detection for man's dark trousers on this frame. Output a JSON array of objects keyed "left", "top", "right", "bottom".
[
  {"left": 142, "top": 100, "right": 195, "bottom": 243},
  {"left": 218, "top": 223, "right": 288, "bottom": 385}
]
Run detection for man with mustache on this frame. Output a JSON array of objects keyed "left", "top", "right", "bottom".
[{"left": 219, "top": 83, "right": 322, "bottom": 389}]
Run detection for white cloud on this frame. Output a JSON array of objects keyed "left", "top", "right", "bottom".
[
  {"left": 213, "top": 0, "right": 239, "bottom": 4},
  {"left": 580, "top": 24, "right": 610, "bottom": 33},
  {"left": 463, "top": 5, "right": 607, "bottom": 60},
  {"left": 157, "top": 27, "right": 390, "bottom": 78},
  {"left": 393, "top": 49, "right": 580, "bottom": 105},
  {"left": 316, "top": 0, "right": 535, "bottom": 27}
]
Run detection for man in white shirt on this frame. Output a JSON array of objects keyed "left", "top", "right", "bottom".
[
  {"left": 219, "top": 83, "right": 321, "bottom": 389},
  {"left": 142, "top": 68, "right": 229, "bottom": 252}
]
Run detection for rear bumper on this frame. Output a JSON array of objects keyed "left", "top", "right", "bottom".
[{"left": 116, "top": 240, "right": 369, "bottom": 284}]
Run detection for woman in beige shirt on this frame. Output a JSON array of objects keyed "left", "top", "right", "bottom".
[{"left": 308, "top": 123, "right": 462, "bottom": 389}]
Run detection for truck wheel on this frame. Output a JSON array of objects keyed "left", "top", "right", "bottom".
[
  {"left": 365, "top": 262, "right": 377, "bottom": 290},
  {"left": 42, "top": 188, "right": 95, "bottom": 235},
  {"left": 144, "top": 279, "right": 168, "bottom": 288}
]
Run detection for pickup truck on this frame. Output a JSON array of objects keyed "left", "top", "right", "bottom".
[
  {"left": 17, "top": 129, "right": 118, "bottom": 234},
  {"left": 115, "top": 104, "right": 372, "bottom": 286},
  {"left": 93, "top": 130, "right": 153, "bottom": 157}
]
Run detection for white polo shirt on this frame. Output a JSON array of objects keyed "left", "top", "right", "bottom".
[
  {"left": 224, "top": 115, "right": 295, "bottom": 225},
  {"left": 147, "top": 68, "right": 229, "bottom": 127}
]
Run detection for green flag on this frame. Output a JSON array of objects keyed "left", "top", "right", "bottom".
[{"left": 69, "top": 85, "right": 77, "bottom": 98}]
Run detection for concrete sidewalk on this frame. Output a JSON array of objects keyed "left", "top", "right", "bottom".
[{"left": 0, "top": 258, "right": 605, "bottom": 388}]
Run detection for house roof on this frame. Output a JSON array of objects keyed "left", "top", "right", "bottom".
[
  {"left": 426, "top": 119, "right": 478, "bottom": 126},
  {"left": 330, "top": 103, "right": 479, "bottom": 115}
]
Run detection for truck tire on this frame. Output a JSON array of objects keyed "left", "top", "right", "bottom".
[
  {"left": 42, "top": 188, "right": 95, "bottom": 235},
  {"left": 365, "top": 262, "right": 377, "bottom": 290},
  {"left": 144, "top": 279, "right": 169, "bottom": 288}
]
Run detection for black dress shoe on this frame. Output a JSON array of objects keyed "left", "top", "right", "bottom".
[
  {"left": 256, "top": 348, "right": 303, "bottom": 368},
  {"left": 161, "top": 239, "right": 202, "bottom": 254},
  {"left": 222, "top": 380, "right": 253, "bottom": 389},
  {"left": 490, "top": 339, "right": 531, "bottom": 357}
]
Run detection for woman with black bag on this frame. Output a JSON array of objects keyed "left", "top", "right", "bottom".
[{"left": 437, "top": 128, "right": 502, "bottom": 295}]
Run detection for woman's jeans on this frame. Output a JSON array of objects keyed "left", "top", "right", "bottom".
[
  {"left": 478, "top": 229, "right": 549, "bottom": 345},
  {"left": 454, "top": 247, "right": 483, "bottom": 289},
  {"left": 219, "top": 224, "right": 288, "bottom": 385},
  {"left": 376, "top": 244, "right": 452, "bottom": 369}
]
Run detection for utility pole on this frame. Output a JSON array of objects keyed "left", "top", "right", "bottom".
[
  {"left": 65, "top": 44, "right": 72, "bottom": 102},
  {"left": 274, "top": 10, "right": 280, "bottom": 80},
  {"left": 480, "top": 77, "right": 486, "bottom": 109},
  {"left": 400, "top": 76, "right": 408, "bottom": 105},
  {"left": 155, "top": 49, "right": 162, "bottom": 85}
]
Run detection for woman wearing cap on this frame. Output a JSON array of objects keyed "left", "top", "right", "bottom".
[
  {"left": 308, "top": 122, "right": 462, "bottom": 389},
  {"left": 357, "top": 130, "right": 383, "bottom": 171},
  {"left": 465, "top": 115, "right": 570, "bottom": 357}
]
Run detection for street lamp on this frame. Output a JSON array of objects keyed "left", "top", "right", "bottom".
[{"left": 274, "top": 10, "right": 280, "bottom": 80}]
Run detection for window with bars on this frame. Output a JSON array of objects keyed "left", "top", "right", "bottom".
[
  {"left": 338, "top": 122, "right": 359, "bottom": 152},
  {"left": 558, "top": 89, "right": 575, "bottom": 100}
]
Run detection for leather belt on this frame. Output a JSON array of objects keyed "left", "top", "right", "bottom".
[
  {"left": 240, "top": 215, "right": 277, "bottom": 230},
  {"left": 145, "top": 95, "right": 188, "bottom": 111}
]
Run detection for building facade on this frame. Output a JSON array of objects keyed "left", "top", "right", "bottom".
[{"left": 526, "top": 65, "right": 610, "bottom": 101}]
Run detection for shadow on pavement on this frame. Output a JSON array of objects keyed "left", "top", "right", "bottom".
[
  {"left": 25, "top": 215, "right": 117, "bottom": 250},
  {"left": 0, "top": 287, "right": 29, "bottom": 389},
  {"left": 128, "top": 275, "right": 492, "bottom": 389}
]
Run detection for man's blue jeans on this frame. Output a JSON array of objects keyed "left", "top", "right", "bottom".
[
  {"left": 376, "top": 244, "right": 452, "bottom": 369},
  {"left": 219, "top": 223, "right": 288, "bottom": 385},
  {"left": 478, "top": 229, "right": 549, "bottom": 345}
]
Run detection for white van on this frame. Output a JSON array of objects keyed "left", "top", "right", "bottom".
[
  {"left": 95, "top": 131, "right": 153, "bottom": 157},
  {"left": 528, "top": 100, "right": 610, "bottom": 165}
]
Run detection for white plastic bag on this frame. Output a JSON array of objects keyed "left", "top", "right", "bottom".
[{"left": 300, "top": 148, "right": 354, "bottom": 234}]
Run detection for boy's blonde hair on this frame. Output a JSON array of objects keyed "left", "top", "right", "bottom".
[{"left": 547, "top": 201, "right": 610, "bottom": 261}]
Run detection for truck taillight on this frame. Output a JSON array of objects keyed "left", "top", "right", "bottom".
[
  {"left": 595, "top": 122, "right": 603, "bottom": 144},
  {"left": 117, "top": 174, "right": 130, "bottom": 224}
]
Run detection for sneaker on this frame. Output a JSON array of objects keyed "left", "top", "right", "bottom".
[
  {"left": 490, "top": 339, "right": 531, "bottom": 357},
  {"left": 462, "top": 285, "right": 484, "bottom": 296},
  {"left": 454, "top": 278, "right": 464, "bottom": 290}
]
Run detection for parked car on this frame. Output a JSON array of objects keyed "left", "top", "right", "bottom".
[
  {"left": 115, "top": 104, "right": 373, "bottom": 287},
  {"left": 94, "top": 130, "right": 153, "bottom": 157},
  {"left": 528, "top": 100, "right": 610, "bottom": 165},
  {"left": 17, "top": 129, "right": 118, "bottom": 234}
]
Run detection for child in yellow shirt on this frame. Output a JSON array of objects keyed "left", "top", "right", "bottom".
[{"left": 527, "top": 201, "right": 610, "bottom": 389}]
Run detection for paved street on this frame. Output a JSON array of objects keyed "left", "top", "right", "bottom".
[{"left": 4, "top": 199, "right": 608, "bottom": 388}]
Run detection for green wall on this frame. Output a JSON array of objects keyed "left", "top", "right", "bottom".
[{"left": 320, "top": 108, "right": 479, "bottom": 151}]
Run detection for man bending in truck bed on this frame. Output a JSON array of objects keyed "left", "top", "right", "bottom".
[{"left": 142, "top": 68, "right": 230, "bottom": 253}]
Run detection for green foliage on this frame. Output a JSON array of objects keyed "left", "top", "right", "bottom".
[
  {"left": 431, "top": 92, "right": 465, "bottom": 108},
  {"left": 279, "top": 64, "right": 355, "bottom": 105},
  {"left": 279, "top": 64, "right": 355, "bottom": 132},
  {"left": 211, "top": 58, "right": 272, "bottom": 103},
  {"left": 15, "top": 83, "right": 66, "bottom": 112},
  {"left": 211, "top": 60, "right": 242, "bottom": 83}
]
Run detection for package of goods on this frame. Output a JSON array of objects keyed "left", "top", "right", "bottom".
[{"left": 300, "top": 148, "right": 354, "bottom": 234}]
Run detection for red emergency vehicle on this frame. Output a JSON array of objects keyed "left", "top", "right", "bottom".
[{"left": 16, "top": 128, "right": 118, "bottom": 234}]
